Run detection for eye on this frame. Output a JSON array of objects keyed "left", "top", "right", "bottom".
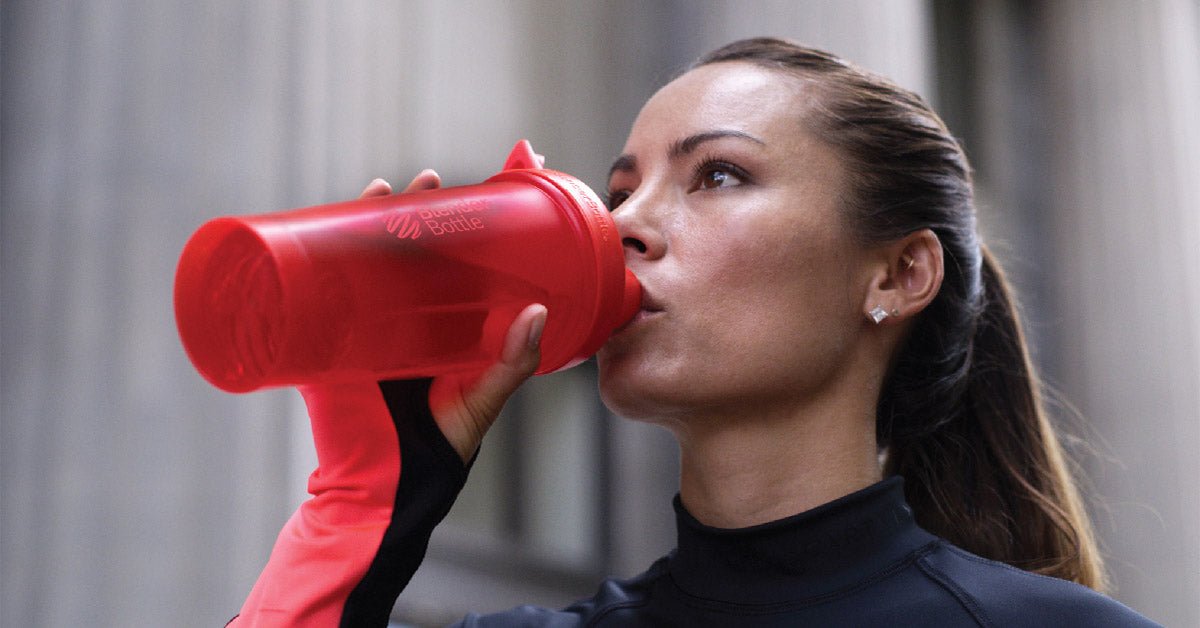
[
  {"left": 693, "top": 157, "right": 749, "bottom": 192},
  {"left": 604, "top": 190, "right": 630, "bottom": 211},
  {"left": 700, "top": 169, "right": 733, "bottom": 189}
]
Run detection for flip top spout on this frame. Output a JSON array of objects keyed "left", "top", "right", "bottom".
[{"left": 502, "top": 139, "right": 543, "bottom": 171}]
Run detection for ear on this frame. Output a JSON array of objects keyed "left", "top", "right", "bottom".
[{"left": 861, "top": 229, "right": 944, "bottom": 325}]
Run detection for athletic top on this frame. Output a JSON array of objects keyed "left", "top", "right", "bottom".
[
  {"left": 229, "top": 380, "right": 1159, "bottom": 627},
  {"left": 456, "top": 478, "right": 1158, "bottom": 627}
]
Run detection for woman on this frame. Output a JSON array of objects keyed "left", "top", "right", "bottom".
[{"left": 229, "top": 38, "right": 1157, "bottom": 626}]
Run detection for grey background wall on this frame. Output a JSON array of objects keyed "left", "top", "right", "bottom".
[{"left": 2, "top": 1, "right": 1196, "bottom": 626}]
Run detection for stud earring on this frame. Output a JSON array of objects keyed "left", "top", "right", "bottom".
[
  {"left": 901, "top": 253, "right": 915, "bottom": 270},
  {"left": 868, "top": 305, "right": 889, "bottom": 324},
  {"left": 891, "top": 308, "right": 900, "bottom": 317}
]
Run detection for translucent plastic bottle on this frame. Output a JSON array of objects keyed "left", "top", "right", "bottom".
[{"left": 174, "top": 141, "right": 641, "bottom": 393}]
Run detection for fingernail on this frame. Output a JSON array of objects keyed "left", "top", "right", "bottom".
[{"left": 526, "top": 308, "right": 547, "bottom": 349}]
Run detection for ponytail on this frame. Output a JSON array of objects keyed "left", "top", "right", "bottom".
[
  {"left": 696, "top": 37, "right": 1108, "bottom": 590},
  {"left": 883, "top": 247, "right": 1108, "bottom": 591}
]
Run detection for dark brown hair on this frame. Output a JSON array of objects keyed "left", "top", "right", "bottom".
[{"left": 696, "top": 37, "right": 1106, "bottom": 590}]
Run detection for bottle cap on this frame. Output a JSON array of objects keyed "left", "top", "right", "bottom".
[{"left": 489, "top": 140, "right": 641, "bottom": 373}]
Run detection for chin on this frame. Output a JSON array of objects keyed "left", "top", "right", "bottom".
[
  {"left": 598, "top": 380, "right": 649, "bottom": 420},
  {"left": 597, "top": 351, "right": 655, "bottom": 420},
  {"left": 596, "top": 352, "right": 687, "bottom": 423}
]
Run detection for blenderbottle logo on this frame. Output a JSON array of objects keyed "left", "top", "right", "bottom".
[
  {"left": 384, "top": 213, "right": 422, "bottom": 240},
  {"left": 383, "top": 199, "right": 489, "bottom": 240}
]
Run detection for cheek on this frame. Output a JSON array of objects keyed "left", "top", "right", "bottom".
[
  {"left": 664, "top": 226, "right": 857, "bottom": 394},
  {"left": 701, "top": 260, "right": 857, "bottom": 385},
  {"left": 693, "top": 212, "right": 852, "bottom": 327}
]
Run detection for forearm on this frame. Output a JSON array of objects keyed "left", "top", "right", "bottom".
[{"left": 231, "top": 379, "right": 471, "bottom": 627}]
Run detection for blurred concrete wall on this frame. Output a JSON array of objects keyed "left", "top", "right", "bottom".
[
  {"left": 1040, "top": 2, "right": 1199, "bottom": 623},
  {"left": 1, "top": 1, "right": 1194, "bottom": 626},
  {"left": 935, "top": 3, "right": 1200, "bottom": 624}
]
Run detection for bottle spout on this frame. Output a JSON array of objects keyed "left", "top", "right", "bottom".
[{"left": 616, "top": 268, "right": 642, "bottom": 328}]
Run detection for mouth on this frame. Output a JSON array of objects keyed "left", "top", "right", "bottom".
[
  {"left": 614, "top": 289, "right": 664, "bottom": 333},
  {"left": 639, "top": 290, "right": 665, "bottom": 315}
]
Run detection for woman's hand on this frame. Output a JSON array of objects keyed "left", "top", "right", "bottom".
[{"left": 360, "top": 172, "right": 546, "bottom": 462}]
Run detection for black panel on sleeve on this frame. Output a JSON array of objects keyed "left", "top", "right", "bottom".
[{"left": 339, "top": 379, "right": 473, "bottom": 628}]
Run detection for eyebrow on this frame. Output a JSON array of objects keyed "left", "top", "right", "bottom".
[
  {"left": 670, "top": 129, "right": 765, "bottom": 158},
  {"left": 607, "top": 129, "right": 765, "bottom": 180},
  {"left": 608, "top": 154, "right": 637, "bottom": 180}
]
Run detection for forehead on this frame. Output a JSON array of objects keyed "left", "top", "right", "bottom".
[{"left": 625, "top": 62, "right": 810, "bottom": 152}]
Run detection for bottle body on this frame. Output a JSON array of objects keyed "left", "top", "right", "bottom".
[{"left": 175, "top": 145, "right": 640, "bottom": 393}]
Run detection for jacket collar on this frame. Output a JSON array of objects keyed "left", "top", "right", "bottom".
[{"left": 669, "top": 476, "right": 936, "bottom": 605}]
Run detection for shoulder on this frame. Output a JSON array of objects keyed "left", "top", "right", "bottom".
[
  {"left": 451, "top": 556, "right": 669, "bottom": 628},
  {"left": 916, "top": 540, "right": 1160, "bottom": 627}
]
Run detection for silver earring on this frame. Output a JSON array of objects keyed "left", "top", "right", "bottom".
[{"left": 868, "top": 305, "right": 889, "bottom": 324}]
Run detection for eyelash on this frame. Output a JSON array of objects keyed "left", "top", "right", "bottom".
[
  {"left": 691, "top": 154, "right": 751, "bottom": 191},
  {"left": 604, "top": 155, "right": 752, "bottom": 211},
  {"left": 603, "top": 190, "right": 627, "bottom": 211}
]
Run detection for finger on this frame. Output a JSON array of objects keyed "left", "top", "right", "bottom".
[
  {"left": 402, "top": 169, "right": 441, "bottom": 194},
  {"left": 471, "top": 303, "right": 546, "bottom": 406},
  {"left": 428, "top": 303, "right": 547, "bottom": 461},
  {"left": 360, "top": 178, "right": 393, "bottom": 199},
  {"left": 505, "top": 303, "right": 547, "bottom": 366}
]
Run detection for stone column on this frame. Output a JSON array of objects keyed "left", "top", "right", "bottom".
[{"left": 1041, "top": 2, "right": 1200, "bottom": 625}]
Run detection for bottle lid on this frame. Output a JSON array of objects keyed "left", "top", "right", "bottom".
[{"left": 489, "top": 140, "right": 641, "bottom": 373}]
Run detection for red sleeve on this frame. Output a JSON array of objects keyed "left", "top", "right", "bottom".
[{"left": 230, "top": 378, "right": 471, "bottom": 627}]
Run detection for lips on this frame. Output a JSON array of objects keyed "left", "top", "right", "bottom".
[
  {"left": 611, "top": 284, "right": 664, "bottom": 335},
  {"left": 639, "top": 290, "right": 665, "bottom": 314},
  {"left": 613, "top": 286, "right": 664, "bottom": 333}
]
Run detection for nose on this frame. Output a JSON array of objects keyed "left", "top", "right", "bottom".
[{"left": 611, "top": 193, "right": 667, "bottom": 262}]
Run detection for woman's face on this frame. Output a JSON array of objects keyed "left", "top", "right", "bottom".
[{"left": 597, "top": 61, "right": 873, "bottom": 422}]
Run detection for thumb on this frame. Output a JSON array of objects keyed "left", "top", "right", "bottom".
[
  {"left": 474, "top": 303, "right": 547, "bottom": 405},
  {"left": 429, "top": 304, "right": 547, "bottom": 460}
]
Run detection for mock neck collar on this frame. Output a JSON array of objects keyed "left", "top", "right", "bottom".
[{"left": 669, "top": 476, "right": 936, "bottom": 605}]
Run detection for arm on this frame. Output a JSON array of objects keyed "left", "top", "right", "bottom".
[{"left": 229, "top": 173, "right": 546, "bottom": 627}]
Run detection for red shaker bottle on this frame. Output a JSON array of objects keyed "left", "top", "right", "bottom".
[{"left": 174, "top": 140, "right": 641, "bottom": 393}]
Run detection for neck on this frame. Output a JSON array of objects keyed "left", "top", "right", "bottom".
[{"left": 673, "top": 389, "right": 882, "bottom": 529}]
